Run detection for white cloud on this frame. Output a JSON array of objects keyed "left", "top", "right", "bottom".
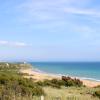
[
  {"left": 15, "top": 0, "right": 100, "bottom": 31},
  {"left": 0, "top": 40, "right": 31, "bottom": 47},
  {"left": 15, "top": 0, "right": 100, "bottom": 41},
  {"left": 0, "top": 41, "right": 8, "bottom": 45},
  {"left": 64, "top": 7, "right": 100, "bottom": 17},
  {"left": 16, "top": 0, "right": 91, "bottom": 20}
]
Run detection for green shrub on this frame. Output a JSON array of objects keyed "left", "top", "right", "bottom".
[
  {"left": 36, "top": 79, "right": 61, "bottom": 88},
  {"left": 94, "top": 85, "right": 100, "bottom": 88},
  {"left": 65, "top": 79, "right": 75, "bottom": 86},
  {"left": 32, "top": 86, "right": 45, "bottom": 96},
  {"left": 36, "top": 81, "right": 43, "bottom": 86},
  {"left": 36, "top": 76, "right": 83, "bottom": 89},
  {"left": 0, "top": 72, "right": 44, "bottom": 98},
  {"left": 93, "top": 91, "right": 100, "bottom": 98},
  {"left": 51, "top": 79, "right": 63, "bottom": 86}
]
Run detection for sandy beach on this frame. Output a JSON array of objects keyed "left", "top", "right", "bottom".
[
  {"left": 20, "top": 68, "right": 100, "bottom": 88},
  {"left": 20, "top": 68, "right": 60, "bottom": 81}
]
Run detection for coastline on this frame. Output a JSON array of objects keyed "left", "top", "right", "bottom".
[{"left": 20, "top": 67, "right": 100, "bottom": 87}]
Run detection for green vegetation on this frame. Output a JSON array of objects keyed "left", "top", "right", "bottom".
[
  {"left": 43, "top": 87, "right": 100, "bottom": 100},
  {"left": 92, "top": 85, "right": 100, "bottom": 99},
  {"left": 62, "top": 76, "right": 83, "bottom": 87},
  {"left": 36, "top": 76, "right": 83, "bottom": 89},
  {"left": 0, "top": 74, "right": 44, "bottom": 98},
  {"left": 93, "top": 90, "right": 100, "bottom": 98},
  {"left": 0, "top": 63, "right": 44, "bottom": 100},
  {"left": 0, "top": 62, "right": 100, "bottom": 100},
  {"left": 0, "top": 62, "right": 32, "bottom": 72}
]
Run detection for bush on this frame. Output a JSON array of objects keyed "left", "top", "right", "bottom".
[
  {"left": 0, "top": 72, "right": 45, "bottom": 98},
  {"left": 51, "top": 79, "right": 63, "bottom": 86},
  {"left": 73, "top": 78, "right": 83, "bottom": 87},
  {"left": 36, "top": 76, "right": 83, "bottom": 89},
  {"left": 62, "top": 76, "right": 83, "bottom": 87},
  {"left": 32, "top": 86, "right": 45, "bottom": 96},
  {"left": 93, "top": 91, "right": 100, "bottom": 98},
  {"left": 0, "top": 63, "right": 45, "bottom": 99},
  {"left": 36, "top": 81, "right": 44, "bottom": 86},
  {"left": 36, "top": 79, "right": 61, "bottom": 88},
  {"left": 94, "top": 85, "right": 100, "bottom": 88}
]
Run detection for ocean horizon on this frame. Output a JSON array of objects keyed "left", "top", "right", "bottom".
[{"left": 30, "top": 62, "right": 100, "bottom": 81}]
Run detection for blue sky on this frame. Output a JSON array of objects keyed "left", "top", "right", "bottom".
[{"left": 0, "top": 0, "right": 100, "bottom": 62}]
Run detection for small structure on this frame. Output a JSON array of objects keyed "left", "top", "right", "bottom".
[
  {"left": 41, "top": 95, "right": 44, "bottom": 100},
  {"left": 6, "top": 63, "right": 9, "bottom": 68}
]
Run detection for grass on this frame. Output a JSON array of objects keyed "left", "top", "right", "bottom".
[{"left": 43, "top": 87, "right": 100, "bottom": 100}]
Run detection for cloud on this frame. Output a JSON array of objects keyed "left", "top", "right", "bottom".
[
  {"left": 0, "top": 41, "right": 8, "bottom": 45},
  {"left": 15, "top": 0, "right": 100, "bottom": 31},
  {"left": 15, "top": 0, "right": 100, "bottom": 41},
  {"left": 64, "top": 7, "right": 100, "bottom": 17},
  {"left": 16, "top": 0, "right": 91, "bottom": 20},
  {"left": 0, "top": 40, "right": 31, "bottom": 47}
]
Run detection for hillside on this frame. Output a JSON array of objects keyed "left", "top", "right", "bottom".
[{"left": 0, "top": 62, "right": 100, "bottom": 100}]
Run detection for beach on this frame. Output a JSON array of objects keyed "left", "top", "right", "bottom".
[
  {"left": 20, "top": 68, "right": 100, "bottom": 87},
  {"left": 20, "top": 68, "right": 60, "bottom": 81}
]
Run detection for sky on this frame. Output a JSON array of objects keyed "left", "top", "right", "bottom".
[{"left": 0, "top": 0, "right": 100, "bottom": 62}]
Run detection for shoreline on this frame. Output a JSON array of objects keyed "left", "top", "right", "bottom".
[
  {"left": 20, "top": 67, "right": 100, "bottom": 87},
  {"left": 30, "top": 66, "right": 100, "bottom": 82}
]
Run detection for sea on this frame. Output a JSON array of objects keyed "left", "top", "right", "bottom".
[{"left": 30, "top": 62, "right": 100, "bottom": 81}]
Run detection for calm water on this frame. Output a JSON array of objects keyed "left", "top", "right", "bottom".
[{"left": 30, "top": 62, "right": 100, "bottom": 81}]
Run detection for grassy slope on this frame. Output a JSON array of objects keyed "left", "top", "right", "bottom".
[{"left": 43, "top": 87, "right": 100, "bottom": 100}]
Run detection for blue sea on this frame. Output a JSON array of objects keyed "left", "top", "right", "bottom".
[{"left": 30, "top": 62, "right": 100, "bottom": 81}]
